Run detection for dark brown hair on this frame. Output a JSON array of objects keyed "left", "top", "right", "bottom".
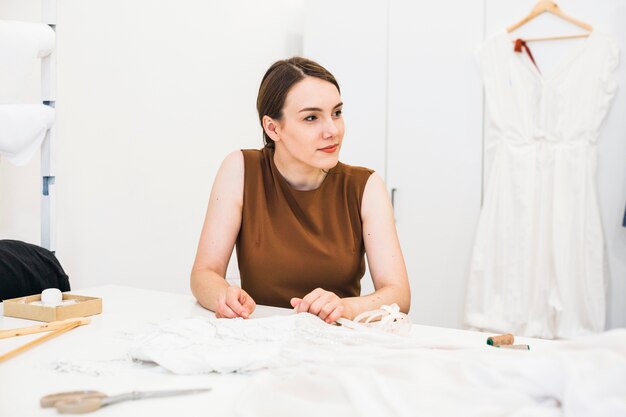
[{"left": 256, "top": 57, "right": 340, "bottom": 148}]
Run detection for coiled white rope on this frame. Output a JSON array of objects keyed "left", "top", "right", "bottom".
[{"left": 336, "top": 303, "right": 411, "bottom": 335}]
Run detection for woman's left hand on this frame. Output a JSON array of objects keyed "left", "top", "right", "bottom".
[{"left": 290, "top": 288, "right": 351, "bottom": 323}]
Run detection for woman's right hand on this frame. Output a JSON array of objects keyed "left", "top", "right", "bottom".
[{"left": 215, "top": 286, "right": 256, "bottom": 319}]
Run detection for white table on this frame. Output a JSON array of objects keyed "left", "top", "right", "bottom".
[{"left": 0, "top": 285, "right": 551, "bottom": 416}]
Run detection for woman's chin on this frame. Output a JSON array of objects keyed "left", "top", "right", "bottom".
[{"left": 319, "top": 155, "right": 340, "bottom": 170}]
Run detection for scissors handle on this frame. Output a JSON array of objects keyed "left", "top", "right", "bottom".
[
  {"left": 54, "top": 393, "right": 133, "bottom": 414},
  {"left": 55, "top": 397, "right": 105, "bottom": 414},
  {"left": 40, "top": 391, "right": 105, "bottom": 408}
]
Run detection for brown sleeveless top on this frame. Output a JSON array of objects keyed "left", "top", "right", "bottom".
[{"left": 236, "top": 147, "right": 374, "bottom": 308}]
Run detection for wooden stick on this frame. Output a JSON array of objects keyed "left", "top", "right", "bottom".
[
  {"left": 518, "top": 34, "right": 590, "bottom": 43},
  {"left": 0, "top": 317, "right": 91, "bottom": 339},
  {"left": 0, "top": 320, "right": 82, "bottom": 362}
]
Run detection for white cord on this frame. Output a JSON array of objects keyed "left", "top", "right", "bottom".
[{"left": 336, "top": 304, "right": 411, "bottom": 335}]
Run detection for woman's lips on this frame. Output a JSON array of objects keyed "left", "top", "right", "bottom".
[{"left": 319, "top": 144, "right": 338, "bottom": 153}]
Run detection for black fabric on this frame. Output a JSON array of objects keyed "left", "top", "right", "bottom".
[{"left": 0, "top": 240, "right": 70, "bottom": 302}]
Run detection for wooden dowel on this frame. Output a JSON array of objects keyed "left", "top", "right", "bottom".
[
  {"left": 0, "top": 317, "right": 90, "bottom": 339},
  {"left": 0, "top": 320, "right": 82, "bottom": 362},
  {"left": 523, "top": 34, "right": 590, "bottom": 42}
]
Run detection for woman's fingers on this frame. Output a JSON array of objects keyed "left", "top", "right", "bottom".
[
  {"left": 219, "top": 286, "right": 344, "bottom": 322},
  {"left": 309, "top": 293, "right": 333, "bottom": 316},
  {"left": 223, "top": 287, "right": 247, "bottom": 317},
  {"left": 240, "top": 290, "right": 256, "bottom": 317},
  {"left": 296, "top": 288, "right": 325, "bottom": 313},
  {"left": 319, "top": 300, "right": 341, "bottom": 322},
  {"left": 215, "top": 302, "right": 239, "bottom": 318},
  {"left": 216, "top": 287, "right": 255, "bottom": 319},
  {"left": 294, "top": 288, "right": 344, "bottom": 322},
  {"left": 326, "top": 305, "right": 345, "bottom": 323},
  {"left": 290, "top": 297, "right": 302, "bottom": 308}
]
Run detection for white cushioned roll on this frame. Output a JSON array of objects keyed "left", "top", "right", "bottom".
[
  {"left": 0, "top": 20, "right": 55, "bottom": 58},
  {"left": 0, "top": 104, "right": 55, "bottom": 166}
]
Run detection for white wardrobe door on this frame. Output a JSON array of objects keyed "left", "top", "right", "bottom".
[
  {"left": 302, "top": 0, "right": 387, "bottom": 176},
  {"left": 387, "top": 1, "right": 484, "bottom": 328},
  {"left": 303, "top": 0, "right": 388, "bottom": 296}
]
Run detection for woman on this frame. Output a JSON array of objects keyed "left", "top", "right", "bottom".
[{"left": 191, "top": 57, "right": 409, "bottom": 323}]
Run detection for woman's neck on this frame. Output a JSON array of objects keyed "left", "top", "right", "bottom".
[{"left": 272, "top": 148, "right": 327, "bottom": 191}]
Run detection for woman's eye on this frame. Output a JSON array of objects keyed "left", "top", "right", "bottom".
[
  {"left": 333, "top": 109, "right": 343, "bottom": 117},
  {"left": 304, "top": 115, "right": 317, "bottom": 122}
]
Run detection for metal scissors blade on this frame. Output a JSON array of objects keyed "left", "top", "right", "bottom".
[{"left": 127, "top": 388, "right": 213, "bottom": 401}]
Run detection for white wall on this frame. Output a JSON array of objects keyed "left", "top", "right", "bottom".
[
  {"left": 1, "top": 0, "right": 624, "bottom": 329},
  {"left": 55, "top": 0, "right": 308, "bottom": 294},
  {"left": 1, "top": 0, "right": 305, "bottom": 294}
]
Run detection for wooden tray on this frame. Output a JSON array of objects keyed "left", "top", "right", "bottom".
[{"left": 3, "top": 293, "right": 102, "bottom": 322}]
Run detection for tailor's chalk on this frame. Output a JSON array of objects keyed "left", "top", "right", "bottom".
[
  {"left": 486, "top": 333, "right": 514, "bottom": 346},
  {"left": 497, "top": 344, "right": 530, "bottom": 350},
  {"left": 41, "top": 288, "right": 62, "bottom": 306}
]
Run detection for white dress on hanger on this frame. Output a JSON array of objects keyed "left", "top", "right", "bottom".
[{"left": 465, "top": 30, "right": 619, "bottom": 339}]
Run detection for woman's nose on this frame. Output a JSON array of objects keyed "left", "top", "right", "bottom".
[{"left": 323, "top": 117, "right": 339, "bottom": 137}]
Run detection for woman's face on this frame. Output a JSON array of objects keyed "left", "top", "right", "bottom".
[{"left": 273, "top": 76, "right": 344, "bottom": 171}]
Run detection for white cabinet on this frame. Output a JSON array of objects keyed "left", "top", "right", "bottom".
[
  {"left": 302, "top": 0, "right": 388, "bottom": 176},
  {"left": 303, "top": 0, "right": 389, "bottom": 297},
  {"left": 386, "top": 1, "right": 483, "bottom": 328},
  {"left": 305, "top": 0, "right": 484, "bottom": 328}
]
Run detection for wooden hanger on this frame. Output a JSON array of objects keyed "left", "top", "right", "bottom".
[{"left": 507, "top": 0, "right": 592, "bottom": 43}]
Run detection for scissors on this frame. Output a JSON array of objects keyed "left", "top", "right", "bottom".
[{"left": 40, "top": 388, "right": 211, "bottom": 414}]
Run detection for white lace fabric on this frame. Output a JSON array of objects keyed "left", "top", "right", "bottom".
[{"left": 129, "top": 310, "right": 415, "bottom": 375}]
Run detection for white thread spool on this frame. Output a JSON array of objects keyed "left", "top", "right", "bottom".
[{"left": 41, "top": 288, "right": 62, "bottom": 306}]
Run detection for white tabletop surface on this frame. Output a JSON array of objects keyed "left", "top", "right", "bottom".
[{"left": 0, "top": 285, "right": 550, "bottom": 416}]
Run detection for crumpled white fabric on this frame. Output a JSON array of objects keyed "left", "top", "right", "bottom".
[
  {"left": 130, "top": 315, "right": 626, "bottom": 417},
  {"left": 236, "top": 330, "right": 626, "bottom": 417},
  {"left": 0, "top": 104, "right": 55, "bottom": 165},
  {"left": 130, "top": 313, "right": 416, "bottom": 374}
]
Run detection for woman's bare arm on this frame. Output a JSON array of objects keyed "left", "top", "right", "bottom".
[
  {"left": 291, "top": 172, "right": 410, "bottom": 322},
  {"left": 190, "top": 150, "right": 255, "bottom": 318}
]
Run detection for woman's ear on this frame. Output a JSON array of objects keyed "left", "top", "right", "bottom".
[{"left": 262, "top": 115, "right": 281, "bottom": 143}]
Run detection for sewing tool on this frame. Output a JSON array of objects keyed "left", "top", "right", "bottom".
[
  {"left": 40, "top": 388, "right": 212, "bottom": 413},
  {"left": 497, "top": 344, "right": 530, "bottom": 350},
  {"left": 3, "top": 292, "right": 102, "bottom": 322},
  {"left": 0, "top": 317, "right": 89, "bottom": 362},
  {"left": 486, "top": 333, "right": 514, "bottom": 346},
  {"left": 41, "top": 288, "right": 63, "bottom": 306}
]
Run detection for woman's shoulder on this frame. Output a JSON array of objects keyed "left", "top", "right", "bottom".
[
  {"left": 328, "top": 162, "right": 376, "bottom": 201},
  {"left": 213, "top": 150, "right": 245, "bottom": 185},
  {"left": 332, "top": 161, "right": 375, "bottom": 179},
  {"left": 240, "top": 148, "right": 263, "bottom": 157},
  {"left": 240, "top": 147, "right": 272, "bottom": 165},
  {"left": 220, "top": 150, "right": 245, "bottom": 172}
]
